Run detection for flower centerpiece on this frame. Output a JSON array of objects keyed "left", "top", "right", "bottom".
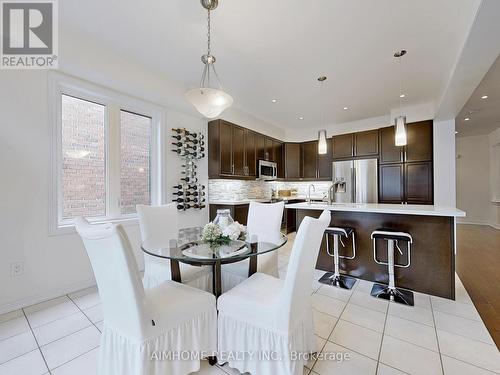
[{"left": 201, "top": 221, "right": 246, "bottom": 247}]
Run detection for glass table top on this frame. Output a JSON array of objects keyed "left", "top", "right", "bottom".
[{"left": 141, "top": 227, "right": 287, "bottom": 265}]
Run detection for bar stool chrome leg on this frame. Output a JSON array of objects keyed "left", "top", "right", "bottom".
[
  {"left": 370, "top": 233, "right": 414, "bottom": 306},
  {"left": 319, "top": 231, "right": 357, "bottom": 289}
]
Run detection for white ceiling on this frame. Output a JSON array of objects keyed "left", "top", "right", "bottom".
[
  {"left": 60, "top": 0, "right": 481, "bottom": 130},
  {"left": 456, "top": 54, "right": 500, "bottom": 137}
]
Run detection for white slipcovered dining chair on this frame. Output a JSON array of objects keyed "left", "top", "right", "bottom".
[
  {"left": 137, "top": 204, "right": 212, "bottom": 291},
  {"left": 221, "top": 201, "right": 285, "bottom": 292},
  {"left": 75, "top": 217, "right": 217, "bottom": 375},
  {"left": 217, "top": 210, "right": 331, "bottom": 375}
]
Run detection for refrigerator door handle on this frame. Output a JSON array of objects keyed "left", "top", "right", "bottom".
[{"left": 352, "top": 166, "right": 356, "bottom": 203}]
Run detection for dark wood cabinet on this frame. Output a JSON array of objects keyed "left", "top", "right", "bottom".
[
  {"left": 273, "top": 141, "right": 284, "bottom": 178},
  {"left": 317, "top": 138, "right": 333, "bottom": 179},
  {"left": 380, "top": 126, "right": 403, "bottom": 164},
  {"left": 405, "top": 120, "right": 433, "bottom": 162},
  {"left": 209, "top": 120, "right": 258, "bottom": 179},
  {"left": 379, "top": 164, "right": 404, "bottom": 203},
  {"left": 265, "top": 137, "right": 274, "bottom": 161},
  {"left": 232, "top": 126, "right": 245, "bottom": 176},
  {"left": 355, "top": 130, "right": 379, "bottom": 157},
  {"left": 405, "top": 162, "right": 433, "bottom": 204},
  {"left": 210, "top": 119, "right": 432, "bottom": 204},
  {"left": 332, "top": 134, "right": 354, "bottom": 159},
  {"left": 218, "top": 121, "right": 233, "bottom": 175},
  {"left": 209, "top": 204, "right": 249, "bottom": 225},
  {"left": 284, "top": 143, "right": 301, "bottom": 179},
  {"left": 244, "top": 129, "right": 256, "bottom": 177},
  {"left": 301, "top": 141, "right": 318, "bottom": 179},
  {"left": 378, "top": 121, "right": 433, "bottom": 204}
]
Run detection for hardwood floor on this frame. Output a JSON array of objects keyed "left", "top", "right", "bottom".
[{"left": 456, "top": 224, "right": 500, "bottom": 348}]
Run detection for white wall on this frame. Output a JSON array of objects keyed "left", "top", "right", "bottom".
[
  {"left": 434, "top": 119, "right": 457, "bottom": 207},
  {"left": 488, "top": 128, "right": 500, "bottom": 228},
  {"left": 456, "top": 134, "right": 491, "bottom": 225}
]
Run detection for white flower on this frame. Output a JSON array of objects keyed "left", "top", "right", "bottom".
[
  {"left": 201, "top": 222, "right": 222, "bottom": 242},
  {"left": 222, "top": 222, "right": 245, "bottom": 241}
]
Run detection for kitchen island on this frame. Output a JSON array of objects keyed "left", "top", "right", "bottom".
[{"left": 285, "top": 202, "right": 466, "bottom": 299}]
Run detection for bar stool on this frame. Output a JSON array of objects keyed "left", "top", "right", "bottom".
[
  {"left": 319, "top": 226, "right": 357, "bottom": 289},
  {"left": 370, "top": 229, "right": 414, "bottom": 306}
]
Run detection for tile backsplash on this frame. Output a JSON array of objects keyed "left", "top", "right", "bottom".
[{"left": 209, "top": 179, "right": 333, "bottom": 201}]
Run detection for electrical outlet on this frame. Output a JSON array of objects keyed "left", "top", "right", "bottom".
[{"left": 10, "top": 262, "right": 24, "bottom": 278}]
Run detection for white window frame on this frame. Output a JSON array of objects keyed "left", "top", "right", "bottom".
[{"left": 49, "top": 72, "right": 164, "bottom": 235}]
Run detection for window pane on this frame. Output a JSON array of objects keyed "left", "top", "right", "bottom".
[
  {"left": 61, "top": 95, "right": 106, "bottom": 219},
  {"left": 120, "top": 110, "right": 151, "bottom": 214}
]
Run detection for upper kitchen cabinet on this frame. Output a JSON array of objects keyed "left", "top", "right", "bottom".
[
  {"left": 354, "top": 130, "right": 379, "bottom": 157},
  {"left": 273, "top": 140, "right": 284, "bottom": 178},
  {"left": 332, "top": 133, "right": 354, "bottom": 159},
  {"left": 380, "top": 120, "right": 433, "bottom": 164},
  {"left": 256, "top": 133, "right": 276, "bottom": 161},
  {"left": 380, "top": 126, "right": 403, "bottom": 164},
  {"left": 208, "top": 120, "right": 257, "bottom": 179},
  {"left": 284, "top": 143, "right": 301, "bottom": 179},
  {"left": 300, "top": 141, "right": 318, "bottom": 179},
  {"left": 231, "top": 125, "right": 246, "bottom": 176},
  {"left": 244, "top": 129, "right": 257, "bottom": 177},
  {"left": 317, "top": 138, "right": 333, "bottom": 180},
  {"left": 405, "top": 120, "right": 433, "bottom": 162}
]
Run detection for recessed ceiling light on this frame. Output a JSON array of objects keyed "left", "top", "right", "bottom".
[
  {"left": 343, "top": 107, "right": 349, "bottom": 110},
  {"left": 298, "top": 117, "right": 304, "bottom": 120},
  {"left": 481, "top": 95, "right": 488, "bottom": 99},
  {"left": 400, "top": 94, "right": 406, "bottom": 98},
  {"left": 464, "top": 117, "right": 470, "bottom": 121},
  {"left": 271, "top": 99, "right": 278, "bottom": 103}
]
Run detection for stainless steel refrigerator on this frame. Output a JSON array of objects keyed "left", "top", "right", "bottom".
[{"left": 332, "top": 159, "right": 378, "bottom": 203}]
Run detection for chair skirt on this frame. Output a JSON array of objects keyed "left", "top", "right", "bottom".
[
  {"left": 98, "top": 309, "right": 217, "bottom": 375},
  {"left": 217, "top": 311, "right": 315, "bottom": 375}
]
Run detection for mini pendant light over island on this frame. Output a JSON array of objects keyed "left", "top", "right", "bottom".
[
  {"left": 394, "top": 50, "right": 408, "bottom": 146},
  {"left": 317, "top": 76, "right": 328, "bottom": 154},
  {"left": 185, "top": 0, "right": 233, "bottom": 119}
]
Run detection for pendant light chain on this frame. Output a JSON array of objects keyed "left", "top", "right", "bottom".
[{"left": 207, "top": 9, "right": 211, "bottom": 57}]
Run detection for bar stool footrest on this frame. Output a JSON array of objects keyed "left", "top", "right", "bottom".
[
  {"left": 318, "top": 272, "right": 357, "bottom": 290},
  {"left": 370, "top": 283, "right": 414, "bottom": 306}
]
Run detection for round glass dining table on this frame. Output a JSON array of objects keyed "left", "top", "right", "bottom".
[{"left": 141, "top": 227, "right": 287, "bottom": 297}]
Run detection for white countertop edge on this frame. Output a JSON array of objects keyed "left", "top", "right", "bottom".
[
  {"left": 284, "top": 202, "right": 466, "bottom": 217},
  {"left": 209, "top": 197, "right": 311, "bottom": 205}
]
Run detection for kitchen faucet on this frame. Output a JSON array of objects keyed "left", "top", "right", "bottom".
[
  {"left": 307, "top": 184, "right": 316, "bottom": 204},
  {"left": 328, "top": 183, "right": 336, "bottom": 205}
]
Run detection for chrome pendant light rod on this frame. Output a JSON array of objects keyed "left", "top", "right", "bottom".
[
  {"left": 185, "top": 0, "right": 233, "bottom": 119},
  {"left": 393, "top": 50, "right": 408, "bottom": 147}
]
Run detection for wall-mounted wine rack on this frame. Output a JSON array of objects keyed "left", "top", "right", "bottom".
[{"left": 171, "top": 128, "right": 206, "bottom": 211}]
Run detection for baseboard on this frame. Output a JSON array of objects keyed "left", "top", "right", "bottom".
[
  {"left": 0, "top": 278, "right": 97, "bottom": 316},
  {"left": 457, "top": 221, "right": 500, "bottom": 230}
]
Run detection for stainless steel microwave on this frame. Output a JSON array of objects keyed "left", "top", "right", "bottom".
[{"left": 258, "top": 160, "right": 278, "bottom": 181}]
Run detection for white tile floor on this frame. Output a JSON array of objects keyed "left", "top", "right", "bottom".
[{"left": 1, "top": 234, "right": 499, "bottom": 375}]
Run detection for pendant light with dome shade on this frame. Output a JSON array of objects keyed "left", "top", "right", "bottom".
[
  {"left": 185, "top": 0, "right": 233, "bottom": 119},
  {"left": 317, "top": 76, "right": 328, "bottom": 155},
  {"left": 394, "top": 50, "right": 407, "bottom": 146}
]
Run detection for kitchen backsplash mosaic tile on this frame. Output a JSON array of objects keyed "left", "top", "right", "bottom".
[{"left": 208, "top": 179, "right": 333, "bottom": 201}]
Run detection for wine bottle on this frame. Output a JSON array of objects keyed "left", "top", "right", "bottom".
[
  {"left": 173, "top": 197, "right": 192, "bottom": 203},
  {"left": 181, "top": 177, "right": 198, "bottom": 183},
  {"left": 172, "top": 191, "right": 184, "bottom": 196},
  {"left": 172, "top": 184, "right": 184, "bottom": 189}
]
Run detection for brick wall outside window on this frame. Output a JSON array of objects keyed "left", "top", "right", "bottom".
[
  {"left": 120, "top": 110, "right": 151, "bottom": 214},
  {"left": 61, "top": 95, "right": 106, "bottom": 219},
  {"left": 60, "top": 95, "right": 151, "bottom": 219}
]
